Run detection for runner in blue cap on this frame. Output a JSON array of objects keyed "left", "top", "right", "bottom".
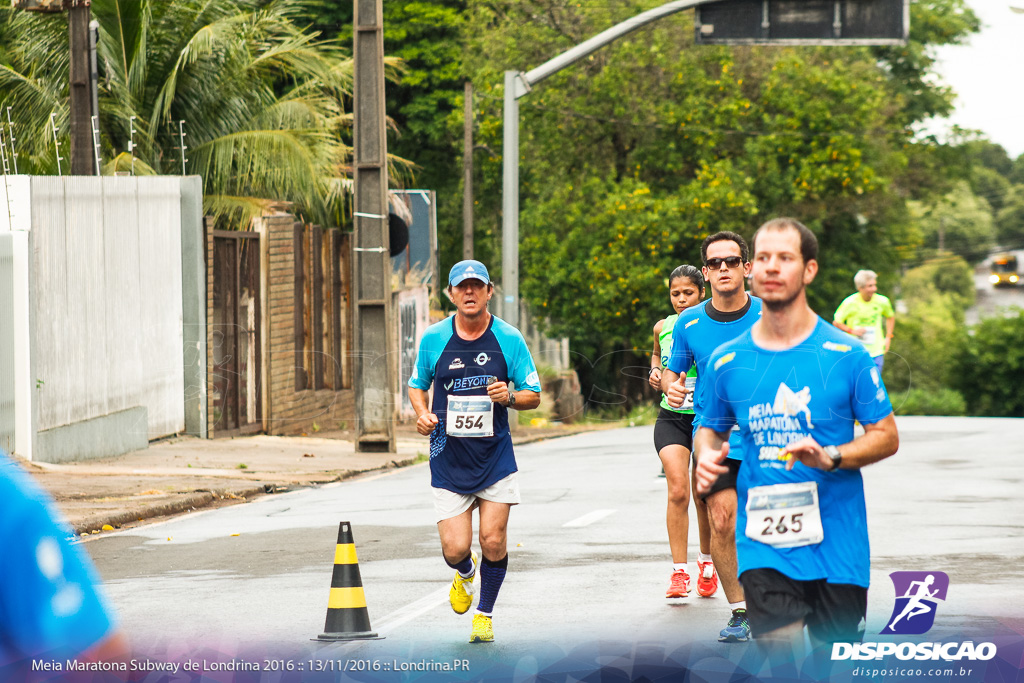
[{"left": 408, "top": 260, "right": 542, "bottom": 644}]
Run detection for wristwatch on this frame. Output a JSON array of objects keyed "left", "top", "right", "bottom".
[
  {"left": 824, "top": 445, "right": 842, "bottom": 471},
  {"left": 507, "top": 391, "right": 516, "bottom": 408}
]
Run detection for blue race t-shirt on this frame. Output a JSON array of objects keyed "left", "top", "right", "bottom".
[
  {"left": 0, "top": 455, "right": 116, "bottom": 666},
  {"left": 666, "top": 295, "right": 762, "bottom": 460},
  {"left": 409, "top": 314, "right": 541, "bottom": 494},
  {"left": 700, "top": 318, "right": 893, "bottom": 587}
]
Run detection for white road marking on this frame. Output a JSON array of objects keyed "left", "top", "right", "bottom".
[
  {"left": 373, "top": 586, "right": 451, "bottom": 636},
  {"left": 562, "top": 509, "right": 617, "bottom": 527}
]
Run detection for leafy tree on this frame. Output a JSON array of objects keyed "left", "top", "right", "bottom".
[
  {"left": 871, "top": 0, "right": 980, "bottom": 127},
  {"left": 0, "top": 0, "right": 404, "bottom": 226},
  {"left": 911, "top": 182, "right": 995, "bottom": 264},
  {"left": 1011, "top": 154, "right": 1024, "bottom": 186},
  {"left": 954, "top": 310, "right": 1024, "bottom": 417},
  {"left": 995, "top": 185, "right": 1024, "bottom": 248},
  {"left": 969, "top": 166, "right": 1011, "bottom": 215},
  {"left": 960, "top": 139, "right": 1014, "bottom": 178},
  {"left": 459, "top": 0, "right": 976, "bottom": 400},
  {"left": 884, "top": 256, "right": 972, "bottom": 413}
]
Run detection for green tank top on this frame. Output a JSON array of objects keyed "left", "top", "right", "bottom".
[{"left": 658, "top": 314, "right": 696, "bottom": 414}]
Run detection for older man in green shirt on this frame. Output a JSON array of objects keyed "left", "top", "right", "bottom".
[{"left": 833, "top": 269, "right": 895, "bottom": 372}]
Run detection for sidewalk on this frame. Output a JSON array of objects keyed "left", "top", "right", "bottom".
[{"left": 16, "top": 422, "right": 608, "bottom": 536}]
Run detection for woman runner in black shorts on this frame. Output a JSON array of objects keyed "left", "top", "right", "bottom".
[{"left": 649, "top": 265, "right": 718, "bottom": 599}]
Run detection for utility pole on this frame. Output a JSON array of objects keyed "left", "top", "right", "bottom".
[
  {"left": 68, "top": 0, "right": 94, "bottom": 175},
  {"left": 463, "top": 81, "right": 474, "bottom": 261},
  {"left": 352, "top": 0, "right": 395, "bottom": 453},
  {"left": 11, "top": 0, "right": 96, "bottom": 175}
]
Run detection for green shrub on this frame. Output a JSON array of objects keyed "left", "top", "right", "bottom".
[
  {"left": 884, "top": 256, "right": 972, "bottom": 395},
  {"left": 953, "top": 309, "right": 1024, "bottom": 417},
  {"left": 891, "top": 387, "right": 966, "bottom": 416}
]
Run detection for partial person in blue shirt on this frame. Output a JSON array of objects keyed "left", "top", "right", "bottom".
[
  {"left": 695, "top": 218, "right": 899, "bottom": 660},
  {"left": 0, "top": 452, "right": 126, "bottom": 671},
  {"left": 408, "top": 260, "right": 541, "bottom": 645},
  {"left": 661, "top": 231, "right": 762, "bottom": 643}
]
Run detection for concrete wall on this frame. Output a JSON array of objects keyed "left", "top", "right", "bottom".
[
  {"left": 179, "top": 176, "right": 207, "bottom": 437},
  {"left": 0, "top": 175, "right": 205, "bottom": 462}
]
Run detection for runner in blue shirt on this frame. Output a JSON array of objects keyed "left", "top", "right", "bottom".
[
  {"left": 409, "top": 260, "right": 541, "bottom": 645},
  {"left": 695, "top": 218, "right": 899, "bottom": 657},
  {"left": 0, "top": 453, "right": 125, "bottom": 670},
  {"left": 661, "top": 231, "right": 761, "bottom": 642}
]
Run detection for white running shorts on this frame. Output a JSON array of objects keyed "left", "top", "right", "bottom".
[{"left": 433, "top": 472, "right": 521, "bottom": 523}]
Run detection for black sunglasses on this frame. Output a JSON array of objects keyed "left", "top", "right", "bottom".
[{"left": 704, "top": 256, "right": 743, "bottom": 269}]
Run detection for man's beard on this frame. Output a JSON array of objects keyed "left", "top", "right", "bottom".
[{"left": 757, "top": 286, "right": 803, "bottom": 312}]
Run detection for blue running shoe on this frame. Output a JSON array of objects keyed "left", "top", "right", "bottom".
[{"left": 719, "top": 608, "right": 750, "bottom": 642}]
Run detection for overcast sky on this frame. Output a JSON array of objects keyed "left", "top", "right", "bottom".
[{"left": 928, "top": 0, "right": 1024, "bottom": 159}]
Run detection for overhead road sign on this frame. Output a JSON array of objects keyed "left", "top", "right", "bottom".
[{"left": 695, "top": 0, "right": 908, "bottom": 45}]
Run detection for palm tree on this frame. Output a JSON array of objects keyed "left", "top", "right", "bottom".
[{"left": 0, "top": 0, "right": 404, "bottom": 226}]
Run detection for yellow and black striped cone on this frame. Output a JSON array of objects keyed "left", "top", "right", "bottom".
[{"left": 316, "top": 522, "right": 383, "bottom": 641}]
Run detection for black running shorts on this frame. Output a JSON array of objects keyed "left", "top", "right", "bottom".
[
  {"left": 699, "top": 456, "right": 741, "bottom": 500},
  {"left": 653, "top": 408, "right": 695, "bottom": 453},
  {"left": 740, "top": 567, "right": 867, "bottom": 643}
]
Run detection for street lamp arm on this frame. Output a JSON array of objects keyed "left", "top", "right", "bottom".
[
  {"left": 502, "top": 0, "right": 724, "bottom": 327},
  {"left": 516, "top": 0, "right": 720, "bottom": 97}
]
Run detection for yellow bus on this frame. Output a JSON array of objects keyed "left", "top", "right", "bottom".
[{"left": 989, "top": 253, "right": 1019, "bottom": 286}]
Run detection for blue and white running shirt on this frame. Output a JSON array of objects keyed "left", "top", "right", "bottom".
[
  {"left": 409, "top": 315, "right": 541, "bottom": 494},
  {"left": 666, "top": 295, "right": 762, "bottom": 460},
  {"left": 0, "top": 454, "right": 116, "bottom": 665},
  {"left": 700, "top": 318, "right": 894, "bottom": 587}
]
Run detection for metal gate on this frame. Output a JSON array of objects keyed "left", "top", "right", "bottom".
[
  {"left": 210, "top": 230, "right": 262, "bottom": 436},
  {"left": 0, "top": 234, "right": 15, "bottom": 454}
]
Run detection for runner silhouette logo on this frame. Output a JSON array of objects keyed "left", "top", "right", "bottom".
[{"left": 881, "top": 571, "right": 949, "bottom": 635}]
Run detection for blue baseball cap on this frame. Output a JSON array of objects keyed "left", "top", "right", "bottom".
[{"left": 448, "top": 260, "right": 490, "bottom": 286}]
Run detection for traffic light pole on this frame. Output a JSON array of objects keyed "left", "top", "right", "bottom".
[{"left": 500, "top": 0, "right": 710, "bottom": 327}]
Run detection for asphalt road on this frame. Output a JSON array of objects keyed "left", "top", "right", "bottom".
[{"left": 84, "top": 418, "right": 1024, "bottom": 677}]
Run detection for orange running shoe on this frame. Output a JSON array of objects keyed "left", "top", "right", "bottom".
[
  {"left": 666, "top": 568, "right": 690, "bottom": 598},
  {"left": 697, "top": 558, "right": 719, "bottom": 597}
]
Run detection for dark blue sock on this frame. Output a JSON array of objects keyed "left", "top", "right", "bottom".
[
  {"left": 476, "top": 554, "right": 508, "bottom": 614},
  {"left": 445, "top": 552, "right": 474, "bottom": 576}
]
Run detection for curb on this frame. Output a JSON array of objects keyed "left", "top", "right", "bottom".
[
  {"left": 73, "top": 486, "right": 269, "bottom": 535},
  {"left": 71, "top": 455, "right": 424, "bottom": 536}
]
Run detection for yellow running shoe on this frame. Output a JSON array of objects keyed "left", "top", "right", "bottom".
[
  {"left": 470, "top": 613, "right": 494, "bottom": 643},
  {"left": 449, "top": 552, "right": 478, "bottom": 614}
]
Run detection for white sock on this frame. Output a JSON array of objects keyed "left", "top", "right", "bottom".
[
  {"left": 476, "top": 609, "right": 492, "bottom": 617},
  {"left": 729, "top": 601, "right": 747, "bottom": 611},
  {"left": 698, "top": 552, "right": 713, "bottom": 564},
  {"left": 672, "top": 563, "right": 687, "bottom": 572}
]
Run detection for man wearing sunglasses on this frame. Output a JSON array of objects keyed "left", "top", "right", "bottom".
[
  {"left": 662, "top": 231, "right": 762, "bottom": 643},
  {"left": 694, "top": 218, "right": 898, "bottom": 658}
]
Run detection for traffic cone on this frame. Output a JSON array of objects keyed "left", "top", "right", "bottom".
[{"left": 316, "top": 522, "right": 383, "bottom": 641}]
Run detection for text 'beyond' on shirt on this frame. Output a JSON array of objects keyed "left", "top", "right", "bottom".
[{"left": 409, "top": 315, "right": 540, "bottom": 494}]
